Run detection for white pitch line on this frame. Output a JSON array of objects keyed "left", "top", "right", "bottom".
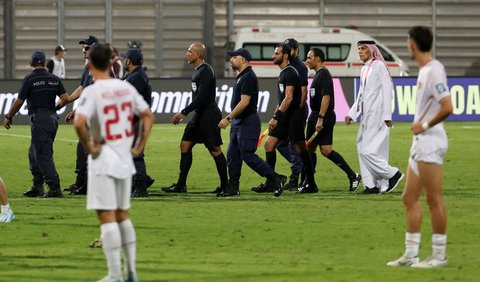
[{"left": 461, "top": 126, "right": 480, "bottom": 129}]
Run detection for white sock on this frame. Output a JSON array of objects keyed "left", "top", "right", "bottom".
[
  {"left": 1, "top": 204, "right": 11, "bottom": 213},
  {"left": 119, "top": 219, "right": 137, "bottom": 274},
  {"left": 404, "top": 232, "right": 421, "bottom": 258},
  {"left": 432, "top": 234, "right": 447, "bottom": 260},
  {"left": 101, "top": 222, "right": 122, "bottom": 278}
]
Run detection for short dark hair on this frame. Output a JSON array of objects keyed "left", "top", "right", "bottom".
[
  {"left": 408, "top": 26, "right": 433, "bottom": 52},
  {"left": 310, "top": 48, "right": 325, "bottom": 63},
  {"left": 276, "top": 43, "right": 291, "bottom": 61},
  {"left": 88, "top": 44, "right": 112, "bottom": 71}
]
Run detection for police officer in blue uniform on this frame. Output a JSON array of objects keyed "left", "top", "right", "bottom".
[
  {"left": 218, "top": 48, "right": 286, "bottom": 197},
  {"left": 305, "top": 48, "right": 362, "bottom": 192},
  {"left": 162, "top": 42, "right": 228, "bottom": 193},
  {"left": 264, "top": 43, "right": 318, "bottom": 195},
  {"left": 61, "top": 35, "right": 99, "bottom": 195},
  {"left": 122, "top": 49, "right": 155, "bottom": 197},
  {"left": 3, "top": 51, "right": 68, "bottom": 197}
]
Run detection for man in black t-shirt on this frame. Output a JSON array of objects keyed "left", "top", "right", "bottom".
[
  {"left": 3, "top": 51, "right": 68, "bottom": 198},
  {"left": 217, "top": 48, "right": 286, "bottom": 197},
  {"left": 305, "top": 48, "right": 361, "bottom": 192},
  {"left": 263, "top": 43, "right": 318, "bottom": 195},
  {"left": 162, "top": 42, "right": 228, "bottom": 193}
]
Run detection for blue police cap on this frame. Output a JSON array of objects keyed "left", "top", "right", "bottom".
[
  {"left": 31, "top": 51, "right": 46, "bottom": 64},
  {"left": 284, "top": 38, "right": 299, "bottom": 49},
  {"left": 227, "top": 48, "right": 252, "bottom": 61},
  {"left": 78, "top": 35, "right": 99, "bottom": 46},
  {"left": 122, "top": 49, "right": 143, "bottom": 65}
]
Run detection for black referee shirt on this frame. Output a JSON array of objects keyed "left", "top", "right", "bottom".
[
  {"left": 18, "top": 69, "right": 66, "bottom": 112},
  {"left": 309, "top": 67, "right": 335, "bottom": 114},
  {"left": 182, "top": 63, "right": 216, "bottom": 115},
  {"left": 278, "top": 65, "right": 301, "bottom": 116},
  {"left": 231, "top": 66, "right": 258, "bottom": 120}
]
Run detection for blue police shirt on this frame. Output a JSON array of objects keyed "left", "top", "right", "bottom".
[
  {"left": 124, "top": 66, "right": 152, "bottom": 106},
  {"left": 18, "top": 69, "right": 66, "bottom": 112},
  {"left": 231, "top": 66, "right": 258, "bottom": 120},
  {"left": 291, "top": 56, "right": 308, "bottom": 87},
  {"left": 80, "top": 64, "right": 93, "bottom": 87}
]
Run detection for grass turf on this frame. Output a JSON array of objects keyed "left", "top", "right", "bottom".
[{"left": 0, "top": 122, "right": 479, "bottom": 281}]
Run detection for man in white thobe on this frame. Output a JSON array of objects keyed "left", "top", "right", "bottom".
[{"left": 345, "top": 40, "right": 403, "bottom": 194}]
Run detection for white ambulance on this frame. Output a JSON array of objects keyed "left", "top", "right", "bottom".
[{"left": 225, "top": 26, "right": 409, "bottom": 77}]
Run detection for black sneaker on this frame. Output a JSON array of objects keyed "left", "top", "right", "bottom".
[
  {"left": 70, "top": 185, "right": 87, "bottom": 195},
  {"left": 211, "top": 186, "right": 223, "bottom": 194},
  {"left": 145, "top": 175, "right": 155, "bottom": 189},
  {"left": 251, "top": 182, "right": 274, "bottom": 193},
  {"left": 296, "top": 184, "right": 319, "bottom": 194},
  {"left": 386, "top": 171, "right": 404, "bottom": 193},
  {"left": 349, "top": 173, "right": 362, "bottom": 192},
  {"left": 23, "top": 186, "right": 45, "bottom": 197},
  {"left": 273, "top": 174, "right": 287, "bottom": 197},
  {"left": 131, "top": 189, "right": 149, "bottom": 197},
  {"left": 64, "top": 183, "right": 76, "bottom": 192},
  {"left": 362, "top": 187, "right": 380, "bottom": 194},
  {"left": 161, "top": 183, "right": 187, "bottom": 193},
  {"left": 285, "top": 174, "right": 299, "bottom": 191},
  {"left": 40, "top": 189, "right": 64, "bottom": 198}
]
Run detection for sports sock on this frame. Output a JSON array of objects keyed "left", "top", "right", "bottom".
[
  {"left": 119, "top": 219, "right": 137, "bottom": 274},
  {"left": 177, "top": 152, "right": 192, "bottom": 187},
  {"left": 1, "top": 204, "right": 11, "bottom": 213},
  {"left": 404, "top": 232, "right": 421, "bottom": 258},
  {"left": 309, "top": 152, "right": 317, "bottom": 172},
  {"left": 300, "top": 151, "right": 316, "bottom": 186},
  {"left": 266, "top": 151, "right": 277, "bottom": 171},
  {"left": 432, "top": 234, "right": 447, "bottom": 260},
  {"left": 213, "top": 153, "right": 228, "bottom": 189},
  {"left": 326, "top": 150, "right": 356, "bottom": 179},
  {"left": 100, "top": 222, "right": 122, "bottom": 278}
]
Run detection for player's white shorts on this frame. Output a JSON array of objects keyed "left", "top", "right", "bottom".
[
  {"left": 409, "top": 126, "right": 448, "bottom": 176},
  {"left": 87, "top": 174, "right": 132, "bottom": 211}
]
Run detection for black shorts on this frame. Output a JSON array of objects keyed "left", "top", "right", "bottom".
[
  {"left": 306, "top": 111, "right": 335, "bottom": 147},
  {"left": 182, "top": 105, "right": 223, "bottom": 149},
  {"left": 269, "top": 107, "right": 306, "bottom": 143}
]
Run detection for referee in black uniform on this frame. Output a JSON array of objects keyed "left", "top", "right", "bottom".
[
  {"left": 3, "top": 51, "right": 68, "bottom": 198},
  {"left": 305, "top": 48, "right": 361, "bottom": 191},
  {"left": 123, "top": 48, "right": 155, "bottom": 197},
  {"left": 162, "top": 42, "right": 228, "bottom": 193},
  {"left": 218, "top": 48, "right": 286, "bottom": 197},
  {"left": 264, "top": 43, "right": 318, "bottom": 195}
]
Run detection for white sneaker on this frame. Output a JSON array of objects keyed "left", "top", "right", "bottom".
[
  {"left": 0, "top": 210, "right": 15, "bottom": 223},
  {"left": 387, "top": 255, "right": 419, "bottom": 266},
  {"left": 411, "top": 256, "right": 447, "bottom": 268},
  {"left": 96, "top": 275, "right": 123, "bottom": 282}
]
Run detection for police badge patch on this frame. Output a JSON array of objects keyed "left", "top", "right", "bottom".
[{"left": 435, "top": 83, "right": 446, "bottom": 94}]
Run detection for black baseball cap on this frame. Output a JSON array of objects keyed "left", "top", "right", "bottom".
[
  {"left": 357, "top": 40, "right": 376, "bottom": 45},
  {"left": 55, "top": 45, "right": 67, "bottom": 52},
  {"left": 284, "top": 38, "right": 299, "bottom": 49},
  {"left": 78, "top": 35, "right": 99, "bottom": 46},
  {"left": 31, "top": 51, "right": 46, "bottom": 64},
  {"left": 227, "top": 48, "right": 252, "bottom": 61},
  {"left": 122, "top": 49, "right": 143, "bottom": 65}
]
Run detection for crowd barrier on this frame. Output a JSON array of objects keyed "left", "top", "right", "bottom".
[{"left": 0, "top": 77, "right": 478, "bottom": 124}]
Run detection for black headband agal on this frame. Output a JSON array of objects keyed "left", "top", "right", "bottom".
[{"left": 357, "top": 40, "right": 376, "bottom": 45}]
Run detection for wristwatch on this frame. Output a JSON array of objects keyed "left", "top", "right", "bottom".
[{"left": 226, "top": 116, "right": 231, "bottom": 122}]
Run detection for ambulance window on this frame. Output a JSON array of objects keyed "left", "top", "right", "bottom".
[
  {"left": 262, "top": 45, "right": 275, "bottom": 59},
  {"left": 328, "top": 46, "right": 341, "bottom": 60},
  {"left": 308, "top": 44, "right": 350, "bottom": 61},
  {"left": 243, "top": 43, "right": 276, "bottom": 60},
  {"left": 245, "top": 45, "right": 261, "bottom": 59},
  {"left": 377, "top": 45, "right": 394, "bottom": 62}
]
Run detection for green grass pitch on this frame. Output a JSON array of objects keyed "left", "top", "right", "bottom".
[{"left": 0, "top": 122, "right": 479, "bottom": 281}]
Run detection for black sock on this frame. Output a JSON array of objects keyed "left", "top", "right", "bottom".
[
  {"left": 213, "top": 153, "right": 228, "bottom": 189},
  {"left": 266, "top": 151, "right": 277, "bottom": 171},
  {"left": 327, "top": 150, "right": 356, "bottom": 179},
  {"left": 300, "top": 151, "right": 316, "bottom": 186},
  {"left": 309, "top": 152, "right": 317, "bottom": 172},
  {"left": 177, "top": 152, "right": 192, "bottom": 187}
]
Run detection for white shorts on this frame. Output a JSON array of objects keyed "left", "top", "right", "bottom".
[
  {"left": 86, "top": 174, "right": 132, "bottom": 211},
  {"left": 408, "top": 148, "right": 446, "bottom": 176}
]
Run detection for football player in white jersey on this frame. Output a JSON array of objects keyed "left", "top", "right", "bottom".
[
  {"left": 74, "top": 44, "right": 154, "bottom": 282},
  {"left": 387, "top": 26, "right": 453, "bottom": 268}
]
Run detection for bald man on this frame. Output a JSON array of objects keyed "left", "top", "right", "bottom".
[{"left": 163, "top": 42, "right": 228, "bottom": 193}]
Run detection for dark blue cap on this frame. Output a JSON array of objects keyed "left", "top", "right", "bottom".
[
  {"left": 78, "top": 35, "right": 99, "bottom": 46},
  {"left": 284, "top": 38, "right": 299, "bottom": 49},
  {"left": 227, "top": 48, "right": 252, "bottom": 61},
  {"left": 122, "top": 49, "right": 143, "bottom": 65},
  {"left": 31, "top": 51, "right": 46, "bottom": 64}
]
